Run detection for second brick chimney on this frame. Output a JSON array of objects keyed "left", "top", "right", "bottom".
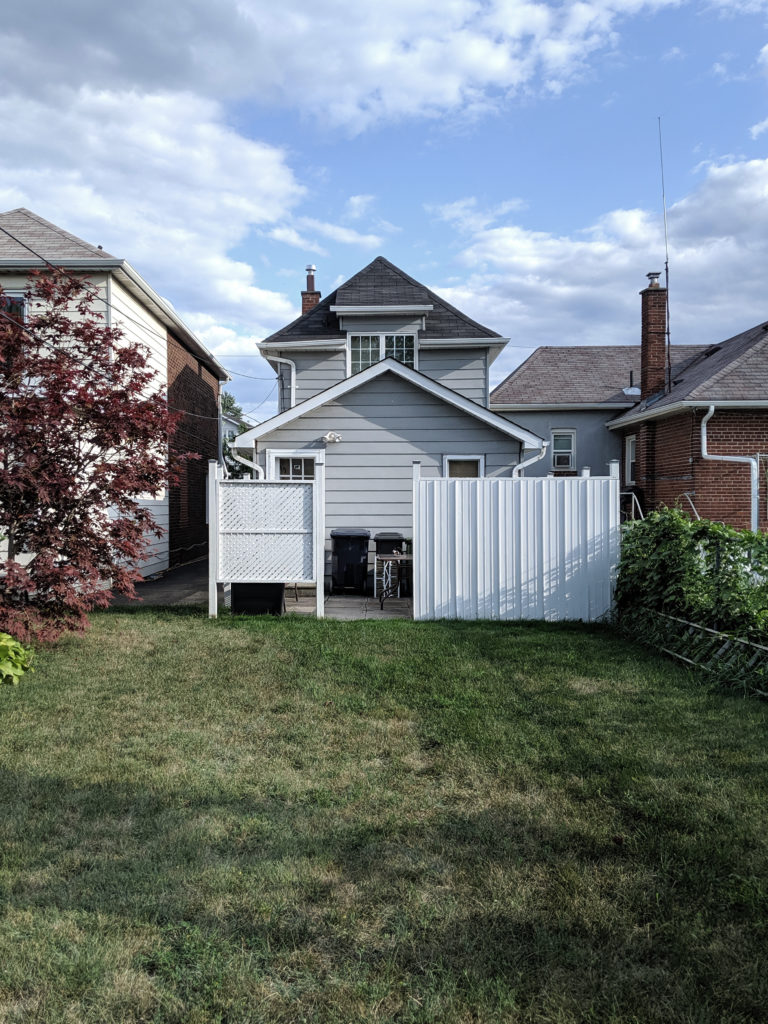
[
  {"left": 640, "top": 271, "right": 667, "bottom": 399},
  {"left": 301, "top": 264, "right": 321, "bottom": 314}
]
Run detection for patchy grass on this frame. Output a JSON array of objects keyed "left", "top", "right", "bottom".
[{"left": 1, "top": 608, "right": 767, "bottom": 1023}]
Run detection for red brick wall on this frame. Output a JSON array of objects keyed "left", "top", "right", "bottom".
[
  {"left": 622, "top": 409, "right": 768, "bottom": 531},
  {"left": 167, "top": 333, "right": 220, "bottom": 565}
]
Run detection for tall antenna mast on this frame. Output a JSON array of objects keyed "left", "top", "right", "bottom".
[{"left": 658, "top": 115, "right": 672, "bottom": 392}]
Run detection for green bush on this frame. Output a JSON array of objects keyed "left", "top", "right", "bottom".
[
  {"left": 616, "top": 507, "right": 768, "bottom": 641},
  {"left": 0, "top": 631, "right": 34, "bottom": 685}
]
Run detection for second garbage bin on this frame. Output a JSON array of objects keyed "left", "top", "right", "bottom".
[{"left": 330, "top": 528, "right": 370, "bottom": 594}]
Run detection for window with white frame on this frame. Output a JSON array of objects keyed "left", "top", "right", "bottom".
[
  {"left": 268, "top": 451, "right": 317, "bottom": 481},
  {"left": 349, "top": 334, "right": 416, "bottom": 374},
  {"left": 0, "top": 293, "right": 25, "bottom": 324},
  {"left": 443, "top": 455, "right": 485, "bottom": 478},
  {"left": 625, "top": 434, "right": 637, "bottom": 485},
  {"left": 551, "top": 430, "right": 575, "bottom": 470}
]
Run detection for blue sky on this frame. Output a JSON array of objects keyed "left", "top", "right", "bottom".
[{"left": 2, "top": 1, "right": 768, "bottom": 420}]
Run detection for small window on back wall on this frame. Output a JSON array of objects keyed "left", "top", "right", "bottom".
[
  {"left": 625, "top": 434, "right": 637, "bottom": 485},
  {"left": 277, "top": 456, "right": 315, "bottom": 481},
  {"left": 0, "top": 293, "right": 25, "bottom": 324},
  {"left": 551, "top": 431, "right": 575, "bottom": 470}
]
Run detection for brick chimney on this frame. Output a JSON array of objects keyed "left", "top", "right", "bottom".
[
  {"left": 301, "top": 264, "right": 321, "bottom": 314},
  {"left": 640, "top": 271, "right": 667, "bottom": 399}
]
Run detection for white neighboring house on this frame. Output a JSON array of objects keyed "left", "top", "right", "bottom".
[{"left": 0, "top": 208, "right": 229, "bottom": 576}]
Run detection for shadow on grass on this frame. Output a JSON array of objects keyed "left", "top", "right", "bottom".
[{"left": 2, "top": 757, "right": 766, "bottom": 1023}]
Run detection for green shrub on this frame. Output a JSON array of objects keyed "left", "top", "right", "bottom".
[
  {"left": 0, "top": 631, "right": 34, "bottom": 685},
  {"left": 616, "top": 507, "right": 768, "bottom": 641}
]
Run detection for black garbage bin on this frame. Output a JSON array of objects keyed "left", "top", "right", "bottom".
[
  {"left": 231, "top": 582, "right": 285, "bottom": 615},
  {"left": 331, "top": 528, "right": 370, "bottom": 594}
]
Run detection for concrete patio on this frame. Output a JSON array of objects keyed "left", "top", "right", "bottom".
[{"left": 112, "top": 558, "right": 412, "bottom": 620}]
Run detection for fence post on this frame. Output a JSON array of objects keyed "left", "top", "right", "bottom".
[
  {"left": 314, "top": 454, "right": 326, "bottom": 619},
  {"left": 208, "top": 460, "right": 219, "bottom": 618},
  {"left": 412, "top": 461, "right": 421, "bottom": 620}
]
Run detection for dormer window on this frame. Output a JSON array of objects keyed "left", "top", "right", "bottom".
[{"left": 349, "top": 334, "right": 416, "bottom": 375}]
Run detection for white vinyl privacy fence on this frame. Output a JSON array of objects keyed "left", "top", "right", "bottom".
[
  {"left": 207, "top": 460, "right": 325, "bottom": 617},
  {"left": 411, "top": 464, "right": 620, "bottom": 622}
]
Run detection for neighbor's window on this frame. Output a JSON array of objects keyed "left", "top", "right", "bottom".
[
  {"left": 350, "top": 334, "right": 416, "bottom": 374},
  {"left": 625, "top": 434, "right": 637, "bottom": 485},
  {"left": 443, "top": 455, "right": 484, "bottom": 478},
  {"left": 277, "top": 457, "right": 315, "bottom": 481},
  {"left": 551, "top": 431, "right": 575, "bottom": 470},
  {"left": 0, "top": 293, "right": 25, "bottom": 324}
]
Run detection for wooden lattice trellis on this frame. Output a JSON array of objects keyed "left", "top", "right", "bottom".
[{"left": 621, "top": 611, "right": 768, "bottom": 697}]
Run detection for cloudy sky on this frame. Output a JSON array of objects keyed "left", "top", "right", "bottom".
[{"left": 3, "top": 0, "right": 768, "bottom": 418}]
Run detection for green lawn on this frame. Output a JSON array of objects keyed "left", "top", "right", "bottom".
[{"left": 1, "top": 609, "right": 767, "bottom": 1024}]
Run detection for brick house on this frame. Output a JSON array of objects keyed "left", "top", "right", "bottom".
[
  {"left": 609, "top": 274, "right": 768, "bottom": 532},
  {"left": 492, "top": 272, "right": 768, "bottom": 531},
  {"left": 0, "top": 208, "right": 229, "bottom": 573}
]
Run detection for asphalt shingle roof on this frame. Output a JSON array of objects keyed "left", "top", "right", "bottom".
[
  {"left": 263, "top": 256, "right": 501, "bottom": 344},
  {"left": 0, "top": 208, "right": 115, "bottom": 261},
  {"left": 491, "top": 345, "right": 706, "bottom": 406}
]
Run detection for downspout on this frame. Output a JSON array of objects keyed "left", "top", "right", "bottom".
[
  {"left": 700, "top": 405, "right": 759, "bottom": 532},
  {"left": 269, "top": 356, "right": 296, "bottom": 409},
  {"left": 232, "top": 441, "right": 264, "bottom": 479},
  {"left": 512, "top": 442, "right": 549, "bottom": 478}
]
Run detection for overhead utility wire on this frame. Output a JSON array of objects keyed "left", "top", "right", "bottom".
[
  {"left": 0, "top": 224, "right": 276, "bottom": 382},
  {"left": 658, "top": 115, "right": 672, "bottom": 393}
]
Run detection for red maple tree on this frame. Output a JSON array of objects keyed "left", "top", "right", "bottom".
[{"left": 0, "top": 272, "right": 185, "bottom": 642}]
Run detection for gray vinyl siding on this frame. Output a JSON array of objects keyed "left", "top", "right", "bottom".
[
  {"left": 257, "top": 371, "right": 522, "bottom": 579},
  {"left": 276, "top": 349, "right": 346, "bottom": 410},
  {"left": 496, "top": 408, "right": 623, "bottom": 477},
  {"left": 418, "top": 348, "right": 488, "bottom": 406}
]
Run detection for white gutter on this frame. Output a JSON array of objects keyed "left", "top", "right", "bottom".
[
  {"left": 512, "top": 442, "right": 549, "bottom": 478},
  {"left": 700, "top": 405, "right": 759, "bottom": 532},
  {"left": 609, "top": 399, "right": 768, "bottom": 430},
  {"left": 268, "top": 355, "right": 296, "bottom": 409}
]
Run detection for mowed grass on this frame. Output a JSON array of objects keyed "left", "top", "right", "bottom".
[{"left": 1, "top": 610, "right": 767, "bottom": 1024}]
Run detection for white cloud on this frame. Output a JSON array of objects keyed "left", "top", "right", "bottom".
[
  {"left": 0, "top": 88, "right": 303, "bottom": 331},
  {"left": 750, "top": 116, "right": 768, "bottom": 138},
  {"left": 432, "top": 157, "right": 768, "bottom": 385},
  {"left": 345, "top": 195, "right": 375, "bottom": 220},
  {"left": 0, "top": 0, "right": 684, "bottom": 131},
  {"left": 430, "top": 196, "right": 527, "bottom": 233},
  {"left": 297, "top": 218, "right": 383, "bottom": 248}
]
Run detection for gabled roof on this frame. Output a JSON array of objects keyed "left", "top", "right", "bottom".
[
  {"left": 609, "top": 321, "right": 768, "bottom": 429},
  {"left": 262, "top": 256, "right": 502, "bottom": 345},
  {"left": 491, "top": 345, "right": 706, "bottom": 408},
  {"left": 0, "top": 208, "right": 227, "bottom": 381},
  {"left": 235, "top": 357, "right": 543, "bottom": 449},
  {"left": 0, "top": 208, "right": 115, "bottom": 260}
]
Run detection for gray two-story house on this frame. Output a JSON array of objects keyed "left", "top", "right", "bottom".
[{"left": 235, "top": 258, "right": 543, "bottom": 584}]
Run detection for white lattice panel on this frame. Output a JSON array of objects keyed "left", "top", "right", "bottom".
[
  {"left": 219, "top": 482, "right": 312, "bottom": 533},
  {"left": 219, "top": 533, "right": 313, "bottom": 582},
  {"left": 217, "top": 481, "right": 315, "bottom": 582}
]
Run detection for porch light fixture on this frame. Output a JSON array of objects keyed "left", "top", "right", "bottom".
[{"left": 322, "top": 431, "right": 343, "bottom": 443}]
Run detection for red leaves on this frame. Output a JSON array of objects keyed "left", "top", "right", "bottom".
[{"left": 0, "top": 271, "right": 185, "bottom": 643}]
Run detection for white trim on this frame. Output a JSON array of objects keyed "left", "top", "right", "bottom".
[
  {"left": 442, "top": 454, "right": 485, "bottom": 478},
  {"left": 551, "top": 429, "right": 576, "bottom": 471},
  {"left": 266, "top": 449, "right": 319, "bottom": 481},
  {"left": 259, "top": 339, "right": 347, "bottom": 352},
  {"left": 420, "top": 337, "right": 507, "bottom": 348},
  {"left": 330, "top": 304, "right": 433, "bottom": 314},
  {"left": 235, "top": 358, "right": 545, "bottom": 449},
  {"left": 492, "top": 402, "right": 635, "bottom": 412},
  {"left": 608, "top": 399, "right": 768, "bottom": 430},
  {"left": 625, "top": 434, "right": 637, "bottom": 485}
]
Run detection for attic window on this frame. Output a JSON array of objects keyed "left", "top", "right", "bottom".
[{"left": 349, "top": 334, "right": 416, "bottom": 374}]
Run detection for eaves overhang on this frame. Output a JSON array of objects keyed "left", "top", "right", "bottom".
[
  {"left": 329, "top": 304, "right": 433, "bottom": 314},
  {"left": 607, "top": 399, "right": 768, "bottom": 430},
  {"left": 235, "top": 357, "right": 544, "bottom": 449}
]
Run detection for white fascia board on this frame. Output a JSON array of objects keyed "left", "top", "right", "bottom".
[
  {"left": 259, "top": 339, "right": 346, "bottom": 352},
  {"left": 606, "top": 399, "right": 768, "bottom": 430},
  {"left": 234, "top": 357, "right": 544, "bottom": 449},
  {"left": 329, "top": 304, "right": 433, "bottom": 314},
  {"left": 419, "top": 337, "right": 506, "bottom": 347},
  {"left": 492, "top": 402, "right": 634, "bottom": 412}
]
